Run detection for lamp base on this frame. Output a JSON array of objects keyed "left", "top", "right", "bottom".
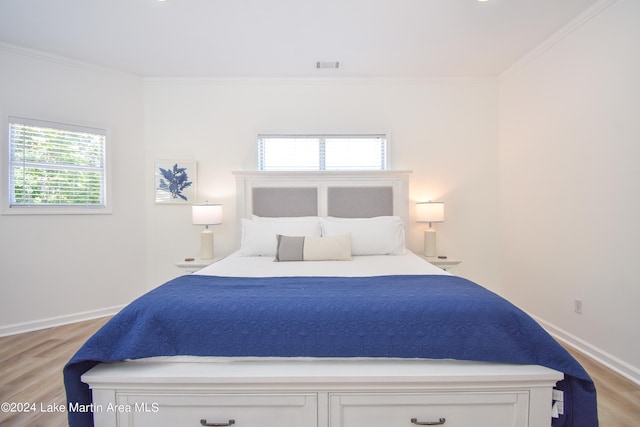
[
  {"left": 423, "top": 229, "right": 437, "bottom": 257},
  {"left": 200, "top": 229, "right": 214, "bottom": 259}
]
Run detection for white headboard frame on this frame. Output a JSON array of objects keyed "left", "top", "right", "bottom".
[{"left": 233, "top": 170, "right": 412, "bottom": 227}]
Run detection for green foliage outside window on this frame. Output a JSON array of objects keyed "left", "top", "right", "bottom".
[{"left": 9, "top": 119, "right": 106, "bottom": 207}]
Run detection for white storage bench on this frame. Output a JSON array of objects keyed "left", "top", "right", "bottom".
[{"left": 82, "top": 358, "right": 563, "bottom": 427}]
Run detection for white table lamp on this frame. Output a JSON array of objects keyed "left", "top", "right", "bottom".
[
  {"left": 192, "top": 203, "right": 222, "bottom": 259},
  {"left": 416, "top": 201, "right": 444, "bottom": 257}
]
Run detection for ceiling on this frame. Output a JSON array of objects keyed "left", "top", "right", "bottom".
[{"left": 0, "top": 0, "right": 601, "bottom": 78}]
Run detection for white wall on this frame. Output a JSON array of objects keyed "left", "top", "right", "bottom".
[
  {"left": 143, "top": 79, "right": 500, "bottom": 290},
  {"left": 499, "top": 0, "right": 640, "bottom": 381},
  {"left": 0, "top": 46, "right": 146, "bottom": 333}
]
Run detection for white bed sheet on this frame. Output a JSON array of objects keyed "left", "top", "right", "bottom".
[{"left": 196, "top": 250, "right": 448, "bottom": 277}]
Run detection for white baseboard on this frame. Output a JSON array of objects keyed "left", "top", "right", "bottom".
[
  {"left": 0, "top": 305, "right": 124, "bottom": 337},
  {"left": 534, "top": 315, "right": 640, "bottom": 386}
]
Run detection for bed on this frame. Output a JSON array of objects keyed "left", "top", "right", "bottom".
[{"left": 65, "top": 171, "right": 598, "bottom": 427}]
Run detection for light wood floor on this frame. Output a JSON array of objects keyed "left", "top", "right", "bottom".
[
  {"left": 0, "top": 317, "right": 110, "bottom": 427},
  {"left": 0, "top": 317, "right": 638, "bottom": 426}
]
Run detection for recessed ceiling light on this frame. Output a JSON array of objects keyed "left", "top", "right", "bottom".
[{"left": 316, "top": 61, "right": 340, "bottom": 70}]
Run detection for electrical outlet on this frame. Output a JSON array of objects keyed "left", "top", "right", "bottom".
[{"left": 574, "top": 299, "right": 583, "bottom": 314}]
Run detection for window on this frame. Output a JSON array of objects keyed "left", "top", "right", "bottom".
[
  {"left": 5, "top": 116, "right": 109, "bottom": 213},
  {"left": 258, "top": 134, "right": 387, "bottom": 171}
]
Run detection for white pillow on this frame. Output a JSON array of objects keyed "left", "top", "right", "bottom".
[
  {"left": 239, "top": 217, "right": 322, "bottom": 256},
  {"left": 304, "top": 234, "right": 352, "bottom": 261},
  {"left": 321, "top": 216, "right": 406, "bottom": 255}
]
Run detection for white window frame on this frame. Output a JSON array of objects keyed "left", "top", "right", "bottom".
[
  {"left": 1, "top": 113, "right": 112, "bottom": 215},
  {"left": 258, "top": 134, "right": 388, "bottom": 171}
]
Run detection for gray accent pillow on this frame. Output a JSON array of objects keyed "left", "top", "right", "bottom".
[{"left": 275, "top": 235, "right": 305, "bottom": 261}]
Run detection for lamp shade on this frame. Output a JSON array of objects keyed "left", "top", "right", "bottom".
[
  {"left": 192, "top": 203, "right": 223, "bottom": 226},
  {"left": 416, "top": 201, "right": 444, "bottom": 224}
]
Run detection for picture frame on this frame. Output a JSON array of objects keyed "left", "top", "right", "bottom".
[{"left": 154, "top": 160, "right": 197, "bottom": 204}]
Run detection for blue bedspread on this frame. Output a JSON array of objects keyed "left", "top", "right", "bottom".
[{"left": 64, "top": 274, "right": 597, "bottom": 427}]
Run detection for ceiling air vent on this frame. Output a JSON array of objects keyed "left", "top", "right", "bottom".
[{"left": 316, "top": 61, "right": 340, "bottom": 69}]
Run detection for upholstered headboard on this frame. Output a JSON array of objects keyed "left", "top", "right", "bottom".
[{"left": 233, "top": 170, "right": 411, "bottom": 224}]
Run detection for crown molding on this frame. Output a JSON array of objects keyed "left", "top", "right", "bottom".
[
  {"left": 499, "top": 0, "right": 619, "bottom": 82},
  {"left": 0, "top": 42, "right": 139, "bottom": 81},
  {"left": 143, "top": 75, "right": 498, "bottom": 86}
]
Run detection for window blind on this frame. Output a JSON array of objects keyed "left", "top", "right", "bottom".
[
  {"left": 8, "top": 116, "right": 107, "bottom": 208},
  {"left": 258, "top": 134, "right": 387, "bottom": 171}
]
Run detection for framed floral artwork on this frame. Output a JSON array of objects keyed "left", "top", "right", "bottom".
[{"left": 154, "top": 160, "right": 197, "bottom": 204}]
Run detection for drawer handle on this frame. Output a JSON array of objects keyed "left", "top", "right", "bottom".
[
  {"left": 200, "top": 419, "right": 235, "bottom": 426},
  {"left": 411, "top": 418, "right": 446, "bottom": 426}
]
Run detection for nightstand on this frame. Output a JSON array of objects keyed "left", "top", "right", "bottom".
[
  {"left": 175, "top": 257, "right": 220, "bottom": 274},
  {"left": 423, "top": 256, "right": 462, "bottom": 271}
]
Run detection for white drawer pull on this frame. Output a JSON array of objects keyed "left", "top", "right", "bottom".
[
  {"left": 200, "top": 419, "right": 235, "bottom": 426},
  {"left": 411, "top": 417, "right": 446, "bottom": 425}
]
